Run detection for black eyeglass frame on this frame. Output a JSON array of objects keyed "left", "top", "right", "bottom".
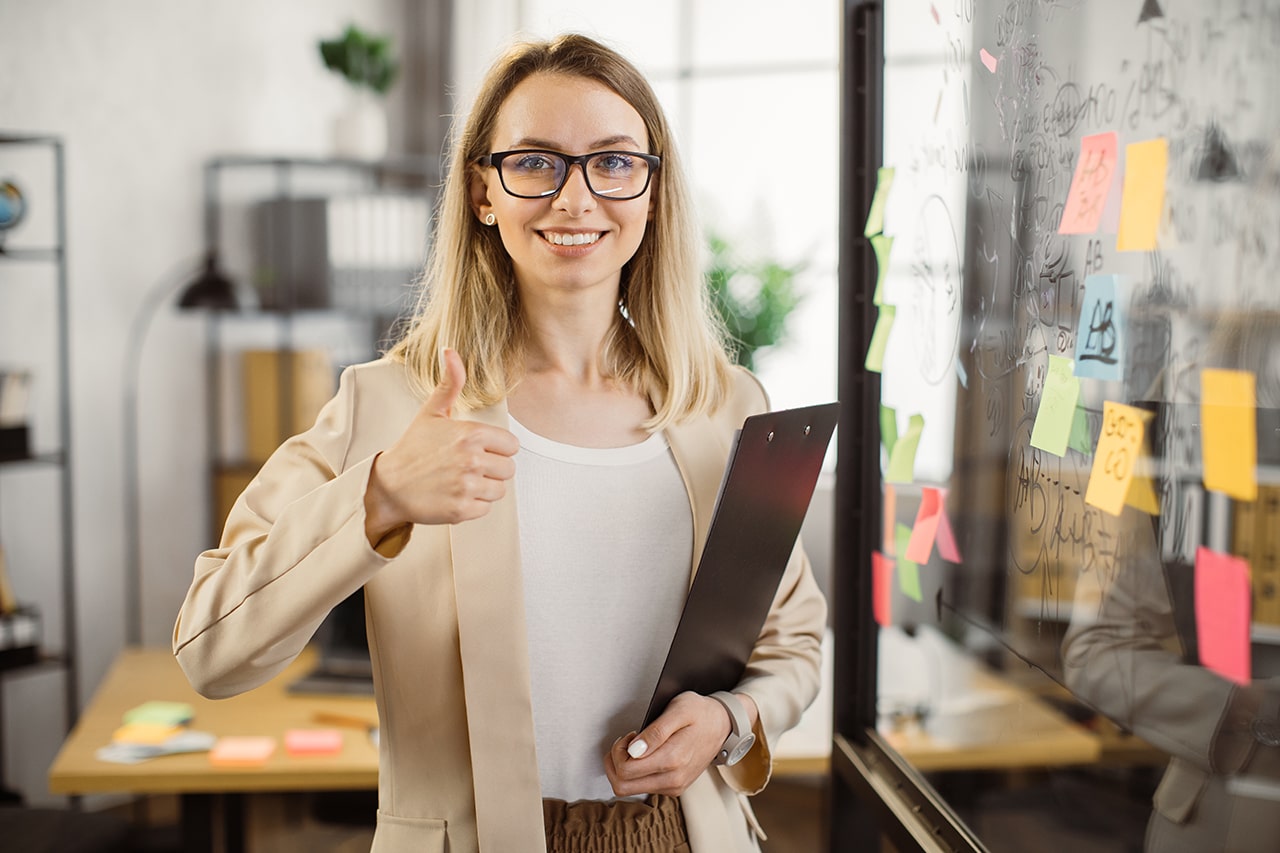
[{"left": 477, "top": 149, "right": 662, "bottom": 200}]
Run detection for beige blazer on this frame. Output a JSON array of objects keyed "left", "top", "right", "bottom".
[{"left": 174, "top": 358, "right": 827, "bottom": 853}]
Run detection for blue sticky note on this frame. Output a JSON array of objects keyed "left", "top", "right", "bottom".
[{"left": 1073, "top": 274, "right": 1126, "bottom": 381}]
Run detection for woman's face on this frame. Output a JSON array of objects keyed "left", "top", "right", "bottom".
[{"left": 471, "top": 72, "right": 654, "bottom": 305}]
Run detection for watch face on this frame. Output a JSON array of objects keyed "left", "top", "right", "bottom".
[{"left": 726, "top": 732, "right": 757, "bottom": 765}]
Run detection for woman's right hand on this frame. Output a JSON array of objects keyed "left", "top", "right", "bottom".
[{"left": 363, "top": 348, "right": 519, "bottom": 544}]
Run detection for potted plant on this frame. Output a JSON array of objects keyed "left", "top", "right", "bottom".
[
  {"left": 705, "top": 232, "right": 804, "bottom": 371},
  {"left": 319, "top": 24, "right": 400, "bottom": 160}
]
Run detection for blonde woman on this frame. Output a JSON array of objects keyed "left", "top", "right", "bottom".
[{"left": 174, "top": 33, "right": 825, "bottom": 853}]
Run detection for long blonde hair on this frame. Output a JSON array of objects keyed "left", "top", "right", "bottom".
[{"left": 387, "top": 33, "right": 734, "bottom": 430}]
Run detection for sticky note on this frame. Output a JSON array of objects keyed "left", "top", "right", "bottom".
[
  {"left": 872, "top": 551, "right": 894, "bottom": 627},
  {"left": 1125, "top": 466, "right": 1161, "bottom": 515},
  {"left": 1195, "top": 546, "right": 1252, "bottom": 685},
  {"left": 1059, "top": 132, "right": 1119, "bottom": 235},
  {"left": 209, "top": 736, "right": 277, "bottom": 767},
  {"left": 871, "top": 233, "right": 894, "bottom": 305},
  {"left": 1085, "top": 401, "right": 1149, "bottom": 516},
  {"left": 934, "top": 496, "right": 962, "bottom": 563},
  {"left": 886, "top": 414, "right": 924, "bottom": 485},
  {"left": 1117, "top": 138, "right": 1168, "bottom": 251},
  {"left": 883, "top": 483, "right": 898, "bottom": 554},
  {"left": 979, "top": 48, "right": 998, "bottom": 73},
  {"left": 865, "top": 304, "right": 896, "bottom": 373},
  {"left": 1068, "top": 403, "right": 1094, "bottom": 455},
  {"left": 1201, "top": 369, "right": 1258, "bottom": 501},
  {"left": 906, "top": 487, "right": 945, "bottom": 564},
  {"left": 1031, "top": 355, "right": 1082, "bottom": 456},
  {"left": 123, "top": 701, "right": 195, "bottom": 727},
  {"left": 1074, "top": 274, "right": 1126, "bottom": 381},
  {"left": 895, "top": 524, "right": 922, "bottom": 602},
  {"left": 113, "top": 722, "right": 183, "bottom": 745},
  {"left": 880, "top": 404, "right": 899, "bottom": 456},
  {"left": 864, "top": 166, "right": 895, "bottom": 237},
  {"left": 284, "top": 728, "right": 344, "bottom": 756}
]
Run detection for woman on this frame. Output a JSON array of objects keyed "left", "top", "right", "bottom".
[{"left": 174, "top": 33, "right": 825, "bottom": 853}]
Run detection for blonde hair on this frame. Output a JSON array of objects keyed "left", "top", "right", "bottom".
[{"left": 387, "top": 33, "right": 734, "bottom": 431}]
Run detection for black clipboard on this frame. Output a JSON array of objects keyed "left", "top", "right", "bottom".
[{"left": 641, "top": 402, "right": 838, "bottom": 727}]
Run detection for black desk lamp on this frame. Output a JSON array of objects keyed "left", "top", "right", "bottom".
[{"left": 123, "top": 253, "right": 237, "bottom": 645}]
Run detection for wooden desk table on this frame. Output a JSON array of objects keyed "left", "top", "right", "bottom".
[{"left": 49, "top": 647, "right": 378, "bottom": 853}]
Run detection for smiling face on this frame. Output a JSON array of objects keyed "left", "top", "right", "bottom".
[{"left": 470, "top": 72, "right": 654, "bottom": 306}]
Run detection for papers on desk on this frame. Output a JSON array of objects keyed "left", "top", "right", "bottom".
[
  {"left": 96, "top": 700, "right": 215, "bottom": 764},
  {"left": 97, "top": 730, "right": 217, "bottom": 765}
]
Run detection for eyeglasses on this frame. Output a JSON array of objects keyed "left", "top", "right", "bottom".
[{"left": 478, "top": 149, "right": 661, "bottom": 201}]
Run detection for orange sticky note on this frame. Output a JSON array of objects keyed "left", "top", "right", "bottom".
[
  {"left": 934, "top": 496, "right": 962, "bottom": 563},
  {"left": 209, "top": 736, "right": 276, "bottom": 767},
  {"left": 1059, "top": 132, "right": 1119, "bottom": 235},
  {"left": 1117, "top": 138, "right": 1168, "bottom": 251},
  {"left": 1085, "top": 401, "right": 1148, "bottom": 516},
  {"left": 1195, "top": 546, "right": 1252, "bottom": 685},
  {"left": 284, "top": 728, "right": 344, "bottom": 756},
  {"left": 906, "top": 487, "right": 944, "bottom": 564},
  {"left": 872, "top": 551, "right": 894, "bottom": 627},
  {"left": 1201, "top": 368, "right": 1258, "bottom": 501}
]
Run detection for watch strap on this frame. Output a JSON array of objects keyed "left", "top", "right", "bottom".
[{"left": 710, "top": 691, "right": 750, "bottom": 737}]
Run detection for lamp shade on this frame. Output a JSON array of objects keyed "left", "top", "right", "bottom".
[{"left": 177, "top": 253, "right": 237, "bottom": 310}]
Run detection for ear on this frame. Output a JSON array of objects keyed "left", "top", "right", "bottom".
[{"left": 468, "top": 163, "right": 495, "bottom": 223}]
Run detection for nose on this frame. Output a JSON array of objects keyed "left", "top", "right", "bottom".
[{"left": 552, "top": 162, "right": 596, "bottom": 215}]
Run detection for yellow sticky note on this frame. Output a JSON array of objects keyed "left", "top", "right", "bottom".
[
  {"left": 871, "top": 233, "right": 894, "bottom": 304},
  {"left": 1201, "top": 369, "right": 1257, "bottom": 501},
  {"left": 113, "top": 722, "right": 183, "bottom": 745},
  {"left": 886, "top": 414, "right": 924, "bottom": 485},
  {"left": 865, "top": 304, "right": 896, "bottom": 373},
  {"left": 1117, "top": 138, "right": 1168, "bottom": 252},
  {"left": 864, "top": 166, "right": 895, "bottom": 237},
  {"left": 1030, "top": 355, "right": 1081, "bottom": 456},
  {"left": 1085, "top": 401, "right": 1148, "bottom": 516}
]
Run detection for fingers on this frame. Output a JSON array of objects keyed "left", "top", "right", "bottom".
[
  {"left": 422, "top": 347, "right": 467, "bottom": 418},
  {"left": 604, "top": 693, "right": 730, "bottom": 798}
]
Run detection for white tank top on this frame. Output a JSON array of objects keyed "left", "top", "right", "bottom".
[{"left": 509, "top": 415, "right": 694, "bottom": 802}]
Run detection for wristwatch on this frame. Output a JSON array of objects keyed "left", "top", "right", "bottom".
[
  {"left": 710, "top": 691, "right": 756, "bottom": 766},
  {"left": 1251, "top": 692, "right": 1280, "bottom": 748}
]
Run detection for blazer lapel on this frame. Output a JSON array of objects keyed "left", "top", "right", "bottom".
[
  {"left": 666, "top": 414, "right": 733, "bottom": 586},
  {"left": 449, "top": 399, "right": 545, "bottom": 850}
]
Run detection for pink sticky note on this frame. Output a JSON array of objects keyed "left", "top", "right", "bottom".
[
  {"left": 979, "top": 48, "right": 998, "bottom": 73},
  {"left": 1059, "top": 132, "right": 1119, "bottom": 235},
  {"left": 906, "top": 488, "right": 944, "bottom": 564},
  {"left": 872, "top": 552, "right": 894, "bottom": 627},
  {"left": 934, "top": 495, "right": 963, "bottom": 563},
  {"left": 284, "top": 728, "right": 344, "bottom": 756},
  {"left": 209, "top": 735, "right": 277, "bottom": 767},
  {"left": 1195, "top": 546, "right": 1252, "bottom": 685}
]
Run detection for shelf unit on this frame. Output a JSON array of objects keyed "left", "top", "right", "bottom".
[
  {"left": 198, "top": 154, "right": 437, "bottom": 541},
  {"left": 0, "top": 132, "right": 78, "bottom": 799}
]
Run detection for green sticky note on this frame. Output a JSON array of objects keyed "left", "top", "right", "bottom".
[
  {"left": 123, "top": 701, "right": 195, "bottom": 727},
  {"left": 895, "top": 523, "right": 922, "bottom": 602},
  {"left": 886, "top": 414, "right": 924, "bottom": 484},
  {"left": 871, "top": 233, "right": 894, "bottom": 305},
  {"left": 864, "top": 304, "right": 896, "bottom": 373},
  {"left": 1068, "top": 403, "right": 1093, "bottom": 455},
  {"left": 880, "top": 404, "right": 898, "bottom": 456},
  {"left": 864, "top": 166, "right": 896, "bottom": 237},
  {"left": 1030, "top": 355, "right": 1082, "bottom": 456}
]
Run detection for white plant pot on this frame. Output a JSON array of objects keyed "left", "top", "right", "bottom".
[{"left": 333, "top": 92, "right": 389, "bottom": 161}]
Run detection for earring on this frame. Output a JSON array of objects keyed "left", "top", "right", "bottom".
[{"left": 484, "top": 213, "right": 496, "bottom": 226}]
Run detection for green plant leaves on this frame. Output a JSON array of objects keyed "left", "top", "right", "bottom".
[{"left": 319, "top": 24, "right": 400, "bottom": 96}]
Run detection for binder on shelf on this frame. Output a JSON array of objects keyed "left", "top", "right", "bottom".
[{"left": 241, "top": 349, "right": 337, "bottom": 463}]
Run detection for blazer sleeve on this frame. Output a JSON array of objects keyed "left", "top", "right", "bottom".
[{"left": 172, "top": 366, "right": 407, "bottom": 699}]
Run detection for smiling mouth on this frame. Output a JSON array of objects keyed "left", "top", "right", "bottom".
[{"left": 541, "top": 231, "right": 602, "bottom": 246}]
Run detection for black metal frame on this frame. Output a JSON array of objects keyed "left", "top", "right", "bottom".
[{"left": 828, "top": 5, "right": 988, "bottom": 851}]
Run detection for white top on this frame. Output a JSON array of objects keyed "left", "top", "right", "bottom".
[{"left": 510, "top": 415, "right": 694, "bottom": 802}]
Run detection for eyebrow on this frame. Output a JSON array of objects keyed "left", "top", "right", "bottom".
[{"left": 510, "top": 135, "right": 645, "bottom": 151}]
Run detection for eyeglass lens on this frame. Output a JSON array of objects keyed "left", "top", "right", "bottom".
[{"left": 500, "top": 151, "right": 653, "bottom": 199}]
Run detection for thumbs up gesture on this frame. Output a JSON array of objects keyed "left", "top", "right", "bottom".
[{"left": 364, "top": 348, "right": 519, "bottom": 543}]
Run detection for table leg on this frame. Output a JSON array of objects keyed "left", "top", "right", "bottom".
[
  {"left": 224, "top": 793, "right": 246, "bottom": 853},
  {"left": 180, "top": 793, "right": 214, "bottom": 853}
]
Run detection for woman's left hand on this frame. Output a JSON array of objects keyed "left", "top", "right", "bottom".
[{"left": 604, "top": 691, "right": 757, "bottom": 797}]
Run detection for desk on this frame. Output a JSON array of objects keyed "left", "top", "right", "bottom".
[
  {"left": 49, "top": 648, "right": 827, "bottom": 851},
  {"left": 49, "top": 647, "right": 377, "bottom": 852}
]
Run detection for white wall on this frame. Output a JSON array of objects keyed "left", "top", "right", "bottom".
[{"left": 0, "top": 0, "right": 401, "bottom": 805}]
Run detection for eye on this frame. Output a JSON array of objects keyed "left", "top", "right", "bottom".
[
  {"left": 509, "top": 152, "right": 559, "bottom": 173},
  {"left": 592, "top": 152, "right": 637, "bottom": 174}
]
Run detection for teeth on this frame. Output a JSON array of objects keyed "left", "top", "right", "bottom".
[{"left": 544, "top": 231, "right": 600, "bottom": 246}]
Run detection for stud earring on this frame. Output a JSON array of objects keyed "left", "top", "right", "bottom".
[{"left": 484, "top": 213, "right": 496, "bottom": 226}]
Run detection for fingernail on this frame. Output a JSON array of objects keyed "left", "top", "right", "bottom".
[{"left": 627, "top": 739, "right": 648, "bottom": 759}]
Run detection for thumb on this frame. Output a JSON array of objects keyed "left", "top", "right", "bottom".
[{"left": 423, "top": 347, "right": 466, "bottom": 418}]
